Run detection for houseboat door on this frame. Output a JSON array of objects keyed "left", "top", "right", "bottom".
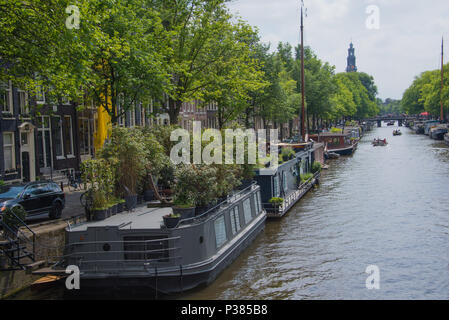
[{"left": 18, "top": 122, "right": 36, "bottom": 182}]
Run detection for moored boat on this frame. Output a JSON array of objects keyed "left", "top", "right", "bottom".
[
  {"left": 35, "top": 184, "right": 266, "bottom": 295},
  {"left": 255, "top": 142, "right": 318, "bottom": 219},
  {"left": 372, "top": 138, "right": 388, "bottom": 147},
  {"left": 444, "top": 133, "right": 449, "bottom": 146},
  {"left": 393, "top": 130, "right": 402, "bottom": 136},
  {"left": 310, "top": 132, "right": 358, "bottom": 156},
  {"left": 429, "top": 124, "right": 448, "bottom": 140}
]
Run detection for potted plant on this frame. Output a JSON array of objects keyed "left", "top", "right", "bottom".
[
  {"left": 300, "top": 173, "right": 314, "bottom": 184},
  {"left": 163, "top": 213, "right": 181, "bottom": 229},
  {"left": 117, "top": 199, "right": 126, "bottom": 213},
  {"left": 311, "top": 161, "right": 322, "bottom": 174},
  {"left": 281, "top": 147, "right": 296, "bottom": 162},
  {"left": 269, "top": 197, "right": 284, "bottom": 213}
]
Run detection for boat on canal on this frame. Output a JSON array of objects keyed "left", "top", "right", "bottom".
[
  {"left": 387, "top": 121, "right": 395, "bottom": 126},
  {"left": 34, "top": 183, "right": 266, "bottom": 295},
  {"left": 372, "top": 138, "right": 388, "bottom": 147},
  {"left": 429, "top": 124, "right": 448, "bottom": 140},
  {"left": 254, "top": 142, "right": 319, "bottom": 219},
  {"left": 309, "top": 132, "right": 358, "bottom": 156},
  {"left": 393, "top": 130, "right": 402, "bottom": 136},
  {"left": 444, "top": 133, "right": 449, "bottom": 146},
  {"left": 423, "top": 120, "right": 440, "bottom": 136}
]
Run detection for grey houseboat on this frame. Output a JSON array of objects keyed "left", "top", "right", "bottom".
[
  {"left": 59, "top": 183, "right": 266, "bottom": 294},
  {"left": 254, "top": 143, "right": 319, "bottom": 218}
]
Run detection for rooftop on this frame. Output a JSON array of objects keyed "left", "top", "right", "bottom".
[{"left": 69, "top": 206, "right": 172, "bottom": 232}]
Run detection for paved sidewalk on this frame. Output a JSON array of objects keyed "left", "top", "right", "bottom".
[{"left": 61, "top": 189, "right": 85, "bottom": 220}]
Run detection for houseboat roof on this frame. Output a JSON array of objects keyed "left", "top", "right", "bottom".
[{"left": 69, "top": 207, "right": 172, "bottom": 232}]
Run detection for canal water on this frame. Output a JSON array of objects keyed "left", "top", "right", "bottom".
[{"left": 12, "top": 125, "right": 449, "bottom": 300}]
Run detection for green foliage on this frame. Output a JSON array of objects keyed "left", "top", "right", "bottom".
[
  {"left": 98, "top": 127, "right": 148, "bottom": 196},
  {"left": 311, "top": 161, "right": 322, "bottom": 174},
  {"left": 330, "top": 127, "right": 343, "bottom": 133},
  {"left": 269, "top": 197, "right": 284, "bottom": 206},
  {"left": 301, "top": 173, "right": 314, "bottom": 184},
  {"left": 81, "top": 159, "right": 114, "bottom": 210},
  {"left": 1, "top": 205, "right": 27, "bottom": 232},
  {"left": 174, "top": 164, "right": 218, "bottom": 207},
  {"left": 401, "top": 64, "right": 449, "bottom": 117},
  {"left": 0, "top": 180, "right": 5, "bottom": 187},
  {"left": 281, "top": 147, "right": 296, "bottom": 162}
]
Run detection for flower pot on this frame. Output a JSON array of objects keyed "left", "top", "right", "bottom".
[
  {"left": 92, "top": 209, "right": 108, "bottom": 221},
  {"left": 111, "top": 204, "right": 118, "bottom": 216},
  {"left": 163, "top": 216, "right": 180, "bottom": 229},
  {"left": 117, "top": 202, "right": 124, "bottom": 214},
  {"left": 125, "top": 195, "right": 138, "bottom": 211},
  {"left": 173, "top": 206, "right": 195, "bottom": 220},
  {"left": 144, "top": 189, "right": 155, "bottom": 201}
]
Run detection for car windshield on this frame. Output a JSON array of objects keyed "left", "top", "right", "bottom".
[{"left": 0, "top": 186, "right": 25, "bottom": 200}]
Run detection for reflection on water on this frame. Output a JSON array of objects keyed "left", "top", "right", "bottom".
[{"left": 11, "top": 126, "right": 449, "bottom": 300}]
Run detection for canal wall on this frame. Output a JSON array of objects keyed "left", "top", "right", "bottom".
[{"left": 0, "top": 220, "right": 69, "bottom": 299}]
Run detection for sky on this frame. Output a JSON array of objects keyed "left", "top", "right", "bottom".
[{"left": 227, "top": 0, "right": 449, "bottom": 100}]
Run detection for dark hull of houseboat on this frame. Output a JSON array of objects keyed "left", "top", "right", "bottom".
[
  {"left": 444, "top": 134, "right": 449, "bottom": 146},
  {"left": 430, "top": 130, "right": 448, "bottom": 140},
  {"left": 66, "top": 212, "right": 266, "bottom": 296},
  {"left": 329, "top": 143, "right": 357, "bottom": 156}
]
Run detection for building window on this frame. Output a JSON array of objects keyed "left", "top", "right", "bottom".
[
  {"left": 243, "top": 198, "right": 252, "bottom": 225},
  {"left": 230, "top": 206, "right": 241, "bottom": 235},
  {"left": 53, "top": 116, "right": 64, "bottom": 158},
  {"left": 61, "top": 96, "right": 70, "bottom": 105},
  {"left": 214, "top": 215, "right": 227, "bottom": 248},
  {"left": 1, "top": 81, "right": 12, "bottom": 113},
  {"left": 18, "top": 89, "right": 29, "bottom": 115},
  {"left": 63, "top": 116, "right": 74, "bottom": 157},
  {"left": 3, "top": 132, "right": 15, "bottom": 171},
  {"left": 79, "top": 117, "right": 92, "bottom": 156},
  {"left": 36, "top": 85, "right": 45, "bottom": 104},
  {"left": 37, "top": 116, "right": 52, "bottom": 169}
]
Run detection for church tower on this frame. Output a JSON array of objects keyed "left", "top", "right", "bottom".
[{"left": 346, "top": 42, "right": 358, "bottom": 72}]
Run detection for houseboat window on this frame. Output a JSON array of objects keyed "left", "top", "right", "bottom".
[
  {"left": 273, "top": 176, "right": 280, "bottom": 197},
  {"left": 243, "top": 199, "right": 252, "bottom": 224},
  {"left": 283, "top": 172, "right": 288, "bottom": 192},
  {"left": 255, "top": 192, "right": 261, "bottom": 214},
  {"left": 214, "top": 216, "right": 227, "bottom": 248},
  {"left": 123, "top": 236, "right": 169, "bottom": 262},
  {"left": 230, "top": 207, "right": 241, "bottom": 235},
  {"left": 3, "top": 132, "right": 15, "bottom": 171}
]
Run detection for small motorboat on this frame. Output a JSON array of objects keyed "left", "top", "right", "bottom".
[
  {"left": 372, "top": 138, "right": 388, "bottom": 147},
  {"left": 387, "top": 121, "right": 395, "bottom": 126},
  {"left": 393, "top": 130, "right": 402, "bottom": 136}
]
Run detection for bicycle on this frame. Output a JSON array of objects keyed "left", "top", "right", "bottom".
[{"left": 65, "top": 170, "right": 82, "bottom": 192}]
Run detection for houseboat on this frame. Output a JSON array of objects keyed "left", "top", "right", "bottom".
[
  {"left": 424, "top": 120, "right": 440, "bottom": 135},
  {"left": 429, "top": 124, "right": 448, "bottom": 140},
  {"left": 35, "top": 183, "right": 266, "bottom": 295},
  {"left": 412, "top": 121, "right": 425, "bottom": 134},
  {"left": 309, "top": 132, "right": 358, "bottom": 156},
  {"left": 254, "top": 143, "right": 319, "bottom": 219},
  {"left": 393, "top": 130, "right": 402, "bottom": 136},
  {"left": 444, "top": 133, "right": 449, "bottom": 146}
]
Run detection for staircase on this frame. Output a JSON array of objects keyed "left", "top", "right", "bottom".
[{"left": 0, "top": 211, "right": 36, "bottom": 271}]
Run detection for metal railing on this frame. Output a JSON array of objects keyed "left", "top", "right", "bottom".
[{"left": 177, "top": 182, "right": 259, "bottom": 227}]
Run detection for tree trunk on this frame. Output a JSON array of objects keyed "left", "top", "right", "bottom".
[{"left": 148, "top": 174, "right": 167, "bottom": 204}]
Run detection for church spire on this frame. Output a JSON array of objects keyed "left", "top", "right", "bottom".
[{"left": 346, "top": 42, "right": 358, "bottom": 72}]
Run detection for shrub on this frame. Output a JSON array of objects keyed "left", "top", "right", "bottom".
[
  {"left": 1, "top": 205, "right": 27, "bottom": 235},
  {"left": 81, "top": 159, "right": 114, "bottom": 210},
  {"left": 269, "top": 197, "right": 284, "bottom": 206},
  {"left": 281, "top": 147, "right": 296, "bottom": 162},
  {"left": 330, "top": 127, "right": 343, "bottom": 133},
  {"left": 301, "top": 173, "right": 314, "bottom": 183},
  {"left": 311, "top": 161, "right": 322, "bottom": 174}
]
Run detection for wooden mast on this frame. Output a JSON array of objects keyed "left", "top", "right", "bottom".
[
  {"left": 300, "top": 2, "right": 306, "bottom": 141},
  {"left": 441, "top": 37, "right": 444, "bottom": 122}
]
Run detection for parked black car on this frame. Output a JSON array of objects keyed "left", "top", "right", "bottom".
[{"left": 0, "top": 181, "right": 65, "bottom": 221}]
